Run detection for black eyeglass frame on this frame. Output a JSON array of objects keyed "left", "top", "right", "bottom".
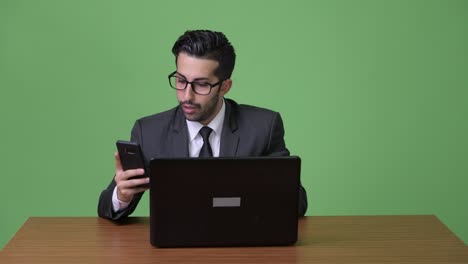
[{"left": 168, "top": 71, "right": 225, "bottom": 95}]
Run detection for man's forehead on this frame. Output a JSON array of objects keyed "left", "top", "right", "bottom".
[{"left": 176, "top": 53, "right": 219, "bottom": 79}]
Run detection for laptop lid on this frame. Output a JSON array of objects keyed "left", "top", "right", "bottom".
[{"left": 149, "top": 156, "right": 301, "bottom": 247}]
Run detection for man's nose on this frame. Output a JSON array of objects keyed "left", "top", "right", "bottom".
[{"left": 182, "top": 83, "right": 195, "bottom": 101}]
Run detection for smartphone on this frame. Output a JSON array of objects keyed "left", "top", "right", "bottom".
[{"left": 116, "top": 140, "right": 149, "bottom": 188}]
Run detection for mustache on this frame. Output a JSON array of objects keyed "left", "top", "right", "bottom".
[{"left": 180, "top": 101, "right": 201, "bottom": 108}]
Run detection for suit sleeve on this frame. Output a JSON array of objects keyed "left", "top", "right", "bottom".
[
  {"left": 97, "top": 121, "right": 146, "bottom": 221},
  {"left": 267, "top": 113, "right": 308, "bottom": 217}
]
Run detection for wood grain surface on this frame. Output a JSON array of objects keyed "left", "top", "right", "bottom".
[{"left": 1, "top": 215, "right": 467, "bottom": 264}]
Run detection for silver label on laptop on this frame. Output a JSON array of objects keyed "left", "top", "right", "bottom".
[{"left": 212, "top": 197, "right": 241, "bottom": 207}]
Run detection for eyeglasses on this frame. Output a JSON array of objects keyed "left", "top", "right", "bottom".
[{"left": 168, "top": 71, "right": 224, "bottom": 95}]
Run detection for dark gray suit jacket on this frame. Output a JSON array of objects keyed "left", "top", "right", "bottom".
[{"left": 98, "top": 98, "right": 308, "bottom": 220}]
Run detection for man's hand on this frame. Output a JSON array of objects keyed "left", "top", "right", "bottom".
[{"left": 114, "top": 152, "right": 150, "bottom": 203}]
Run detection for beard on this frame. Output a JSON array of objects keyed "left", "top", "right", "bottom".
[{"left": 179, "top": 89, "right": 221, "bottom": 124}]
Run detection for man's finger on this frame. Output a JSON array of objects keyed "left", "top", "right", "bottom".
[
  {"left": 132, "top": 177, "right": 150, "bottom": 186},
  {"left": 117, "top": 176, "right": 149, "bottom": 189},
  {"left": 120, "top": 168, "right": 145, "bottom": 180},
  {"left": 124, "top": 177, "right": 150, "bottom": 188}
]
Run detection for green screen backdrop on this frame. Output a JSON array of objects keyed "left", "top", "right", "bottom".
[{"left": 1, "top": 0, "right": 467, "bottom": 249}]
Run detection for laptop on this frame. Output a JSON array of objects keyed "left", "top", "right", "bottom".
[{"left": 149, "top": 156, "right": 301, "bottom": 248}]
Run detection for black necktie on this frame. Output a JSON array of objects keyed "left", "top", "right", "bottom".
[{"left": 198, "top": 126, "right": 213, "bottom": 157}]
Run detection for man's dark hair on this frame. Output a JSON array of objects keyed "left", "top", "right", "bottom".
[{"left": 172, "top": 30, "right": 236, "bottom": 80}]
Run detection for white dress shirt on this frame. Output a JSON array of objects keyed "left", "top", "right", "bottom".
[{"left": 112, "top": 100, "right": 226, "bottom": 212}]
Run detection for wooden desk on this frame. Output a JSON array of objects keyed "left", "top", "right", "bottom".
[{"left": 1, "top": 215, "right": 466, "bottom": 264}]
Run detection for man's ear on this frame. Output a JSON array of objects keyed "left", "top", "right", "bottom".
[{"left": 220, "top": 79, "right": 232, "bottom": 97}]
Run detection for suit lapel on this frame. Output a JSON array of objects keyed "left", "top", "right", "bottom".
[
  {"left": 220, "top": 99, "right": 239, "bottom": 157},
  {"left": 168, "top": 106, "right": 189, "bottom": 157}
]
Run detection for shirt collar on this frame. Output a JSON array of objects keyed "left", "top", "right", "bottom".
[{"left": 186, "top": 99, "right": 226, "bottom": 142}]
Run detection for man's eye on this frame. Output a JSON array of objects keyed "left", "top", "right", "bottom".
[
  {"left": 177, "top": 78, "right": 187, "bottom": 84},
  {"left": 195, "top": 82, "right": 210, "bottom": 88}
]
